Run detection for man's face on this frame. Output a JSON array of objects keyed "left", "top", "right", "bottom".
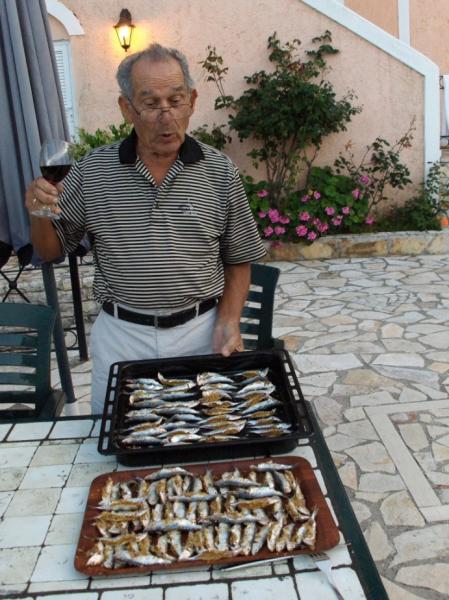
[{"left": 119, "top": 57, "right": 197, "bottom": 159}]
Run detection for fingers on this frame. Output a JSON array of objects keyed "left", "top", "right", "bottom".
[
  {"left": 222, "top": 339, "right": 244, "bottom": 356},
  {"left": 213, "top": 324, "right": 244, "bottom": 357},
  {"left": 25, "top": 177, "right": 60, "bottom": 214}
]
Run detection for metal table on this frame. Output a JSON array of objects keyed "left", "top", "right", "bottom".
[{"left": 0, "top": 413, "right": 387, "bottom": 599}]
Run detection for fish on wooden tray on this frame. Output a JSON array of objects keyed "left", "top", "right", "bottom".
[{"left": 84, "top": 461, "right": 319, "bottom": 571}]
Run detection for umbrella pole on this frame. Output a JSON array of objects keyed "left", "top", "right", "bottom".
[{"left": 41, "top": 262, "right": 76, "bottom": 403}]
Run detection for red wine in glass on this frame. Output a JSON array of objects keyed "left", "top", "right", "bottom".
[
  {"left": 40, "top": 164, "right": 72, "bottom": 184},
  {"left": 31, "top": 138, "right": 74, "bottom": 219}
]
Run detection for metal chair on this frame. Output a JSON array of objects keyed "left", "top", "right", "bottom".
[
  {"left": 240, "top": 263, "right": 284, "bottom": 350},
  {"left": 0, "top": 302, "right": 65, "bottom": 419}
]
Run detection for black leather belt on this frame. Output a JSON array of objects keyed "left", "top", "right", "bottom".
[{"left": 102, "top": 298, "right": 218, "bottom": 329}]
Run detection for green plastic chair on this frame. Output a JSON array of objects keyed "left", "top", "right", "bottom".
[
  {"left": 240, "top": 263, "right": 284, "bottom": 350},
  {"left": 0, "top": 303, "right": 65, "bottom": 419}
]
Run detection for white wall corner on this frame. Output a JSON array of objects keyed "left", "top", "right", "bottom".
[
  {"left": 301, "top": 0, "right": 441, "bottom": 171},
  {"left": 45, "top": 0, "right": 85, "bottom": 36}
]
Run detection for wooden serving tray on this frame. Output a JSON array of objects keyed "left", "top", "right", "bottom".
[{"left": 74, "top": 456, "right": 339, "bottom": 577}]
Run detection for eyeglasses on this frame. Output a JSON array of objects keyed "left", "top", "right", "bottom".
[{"left": 128, "top": 99, "right": 192, "bottom": 123}]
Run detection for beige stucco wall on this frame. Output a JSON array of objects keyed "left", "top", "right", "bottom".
[
  {"left": 345, "top": 0, "right": 449, "bottom": 75},
  {"left": 345, "top": 0, "right": 398, "bottom": 37},
  {"left": 410, "top": 0, "right": 449, "bottom": 74},
  {"left": 49, "top": 0, "right": 424, "bottom": 197}
]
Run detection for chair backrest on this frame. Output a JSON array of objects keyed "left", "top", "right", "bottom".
[
  {"left": 240, "top": 263, "right": 282, "bottom": 350},
  {"left": 0, "top": 303, "right": 56, "bottom": 407}
]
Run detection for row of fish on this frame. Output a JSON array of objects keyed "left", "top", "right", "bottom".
[
  {"left": 86, "top": 461, "right": 317, "bottom": 569},
  {"left": 117, "top": 369, "right": 292, "bottom": 447}
]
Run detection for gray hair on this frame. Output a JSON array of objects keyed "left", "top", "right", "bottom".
[{"left": 116, "top": 43, "right": 195, "bottom": 99}]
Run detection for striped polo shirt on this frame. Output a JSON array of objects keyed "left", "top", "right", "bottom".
[{"left": 53, "top": 131, "right": 266, "bottom": 310}]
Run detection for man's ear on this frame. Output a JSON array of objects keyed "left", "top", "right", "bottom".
[
  {"left": 118, "top": 96, "right": 133, "bottom": 124},
  {"left": 190, "top": 89, "right": 198, "bottom": 112}
]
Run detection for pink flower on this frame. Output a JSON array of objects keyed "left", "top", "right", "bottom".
[
  {"left": 299, "top": 211, "right": 310, "bottom": 222},
  {"left": 268, "top": 208, "right": 280, "bottom": 223},
  {"left": 365, "top": 216, "right": 375, "bottom": 225},
  {"left": 307, "top": 231, "right": 318, "bottom": 241},
  {"left": 279, "top": 215, "right": 290, "bottom": 224},
  {"left": 312, "top": 217, "right": 321, "bottom": 227},
  {"left": 257, "top": 189, "right": 269, "bottom": 198},
  {"left": 342, "top": 206, "right": 351, "bottom": 215},
  {"left": 263, "top": 226, "right": 274, "bottom": 237},
  {"left": 274, "top": 226, "right": 285, "bottom": 235},
  {"left": 296, "top": 225, "right": 308, "bottom": 237},
  {"left": 313, "top": 191, "right": 321, "bottom": 200},
  {"left": 301, "top": 195, "right": 310, "bottom": 203},
  {"left": 318, "top": 223, "right": 329, "bottom": 233},
  {"left": 258, "top": 211, "right": 267, "bottom": 218},
  {"left": 352, "top": 188, "right": 361, "bottom": 200},
  {"left": 359, "top": 174, "right": 370, "bottom": 185},
  {"left": 325, "top": 206, "right": 335, "bottom": 216},
  {"left": 332, "top": 216, "right": 343, "bottom": 226}
]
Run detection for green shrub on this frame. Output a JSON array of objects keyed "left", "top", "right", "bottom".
[
  {"left": 73, "top": 123, "right": 133, "bottom": 160},
  {"left": 377, "top": 162, "right": 449, "bottom": 231},
  {"left": 190, "top": 123, "right": 231, "bottom": 150},
  {"left": 199, "top": 31, "right": 361, "bottom": 208},
  {"left": 334, "top": 122, "right": 414, "bottom": 211}
]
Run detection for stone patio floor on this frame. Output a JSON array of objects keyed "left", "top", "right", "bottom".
[{"left": 55, "top": 253, "right": 449, "bottom": 599}]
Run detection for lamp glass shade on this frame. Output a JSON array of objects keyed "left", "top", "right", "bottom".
[{"left": 114, "top": 9, "right": 135, "bottom": 51}]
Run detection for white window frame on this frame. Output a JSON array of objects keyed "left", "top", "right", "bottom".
[
  {"left": 53, "top": 40, "right": 78, "bottom": 141},
  {"left": 46, "top": 0, "right": 84, "bottom": 36}
]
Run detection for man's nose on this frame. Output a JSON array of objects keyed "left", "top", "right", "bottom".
[{"left": 158, "top": 107, "right": 174, "bottom": 122}]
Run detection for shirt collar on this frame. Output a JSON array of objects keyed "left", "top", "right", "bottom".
[{"left": 119, "top": 129, "right": 204, "bottom": 165}]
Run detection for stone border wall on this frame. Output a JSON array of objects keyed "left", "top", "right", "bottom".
[
  {"left": 2, "top": 230, "right": 449, "bottom": 325},
  {"left": 263, "top": 229, "right": 449, "bottom": 261}
]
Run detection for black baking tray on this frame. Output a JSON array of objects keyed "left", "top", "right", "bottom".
[{"left": 97, "top": 349, "right": 313, "bottom": 466}]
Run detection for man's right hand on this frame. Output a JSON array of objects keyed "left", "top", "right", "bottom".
[
  {"left": 25, "top": 177, "right": 64, "bottom": 261},
  {"left": 25, "top": 177, "right": 62, "bottom": 217}
]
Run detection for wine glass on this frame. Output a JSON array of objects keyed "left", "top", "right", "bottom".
[{"left": 31, "top": 138, "right": 74, "bottom": 219}]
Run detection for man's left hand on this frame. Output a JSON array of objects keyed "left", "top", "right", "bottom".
[{"left": 212, "top": 320, "right": 244, "bottom": 357}]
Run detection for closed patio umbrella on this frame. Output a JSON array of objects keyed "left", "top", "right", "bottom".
[{"left": 0, "top": 0, "right": 75, "bottom": 402}]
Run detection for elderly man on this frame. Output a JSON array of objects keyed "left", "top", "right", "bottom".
[{"left": 25, "top": 43, "right": 266, "bottom": 413}]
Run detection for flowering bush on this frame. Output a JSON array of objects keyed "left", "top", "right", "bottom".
[
  {"left": 197, "top": 31, "right": 361, "bottom": 207},
  {"left": 245, "top": 167, "right": 375, "bottom": 244},
  {"left": 377, "top": 162, "right": 449, "bottom": 231},
  {"left": 334, "top": 121, "right": 414, "bottom": 211}
]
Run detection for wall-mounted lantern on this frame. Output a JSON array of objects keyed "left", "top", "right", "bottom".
[{"left": 113, "top": 9, "right": 135, "bottom": 52}]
